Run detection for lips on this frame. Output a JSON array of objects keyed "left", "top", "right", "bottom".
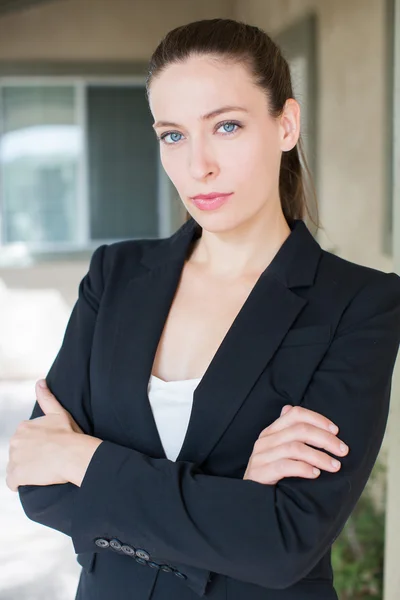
[
  {"left": 191, "top": 192, "right": 232, "bottom": 200},
  {"left": 190, "top": 192, "right": 233, "bottom": 211}
]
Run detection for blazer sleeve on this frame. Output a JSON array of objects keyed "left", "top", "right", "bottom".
[
  {"left": 68, "top": 271, "right": 400, "bottom": 590},
  {"left": 17, "top": 243, "right": 107, "bottom": 537}
]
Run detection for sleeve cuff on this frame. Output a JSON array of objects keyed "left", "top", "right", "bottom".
[{"left": 70, "top": 440, "right": 133, "bottom": 554}]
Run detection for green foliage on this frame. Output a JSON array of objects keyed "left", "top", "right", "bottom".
[{"left": 331, "top": 461, "right": 386, "bottom": 600}]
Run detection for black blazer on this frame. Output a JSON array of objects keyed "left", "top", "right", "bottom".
[{"left": 18, "top": 216, "right": 400, "bottom": 600}]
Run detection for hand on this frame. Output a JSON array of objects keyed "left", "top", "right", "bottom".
[
  {"left": 6, "top": 379, "right": 85, "bottom": 492},
  {"left": 243, "top": 404, "right": 350, "bottom": 485}
]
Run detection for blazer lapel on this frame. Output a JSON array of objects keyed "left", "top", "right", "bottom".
[{"left": 108, "top": 217, "right": 322, "bottom": 466}]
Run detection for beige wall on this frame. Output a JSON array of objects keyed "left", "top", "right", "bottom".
[{"left": 0, "top": 0, "right": 232, "bottom": 61}]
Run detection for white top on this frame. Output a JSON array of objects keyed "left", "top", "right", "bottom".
[{"left": 147, "top": 374, "right": 202, "bottom": 461}]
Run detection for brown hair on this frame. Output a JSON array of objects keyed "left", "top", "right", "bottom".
[{"left": 145, "top": 18, "right": 319, "bottom": 230}]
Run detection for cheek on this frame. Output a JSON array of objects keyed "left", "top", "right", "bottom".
[
  {"left": 160, "top": 151, "right": 184, "bottom": 186},
  {"left": 227, "top": 136, "right": 270, "bottom": 186},
  {"left": 243, "top": 134, "right": 280, "bottom": 183},
  {"left": 217, "top": 137, "right": 254, "bottom": 180}
]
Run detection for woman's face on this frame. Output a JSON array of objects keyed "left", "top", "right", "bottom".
[{"left": 149, "top": 54, "right": 298, "bottom": 232}]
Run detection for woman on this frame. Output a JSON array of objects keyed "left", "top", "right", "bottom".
[{"left": 7, "top": 17, "right": 400, "bottom": 600}]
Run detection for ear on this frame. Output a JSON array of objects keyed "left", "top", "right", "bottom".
[{"left": 279, "top": 98, "right": 301, "bottom": 152}]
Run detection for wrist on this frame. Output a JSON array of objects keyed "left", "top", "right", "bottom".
[{"left": 63, "top": 432, "right": 103, "bottom": 487}]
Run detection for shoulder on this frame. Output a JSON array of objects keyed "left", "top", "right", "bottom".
[
  {"left": 89, "top": 238, "right": 167, "bottom": 285},
  {"left": 102, "top": 237, "right": 160, "bottom": 278},
  {"left": 85, "top": 237, "right": 164, "bottom": 300},
  {"left": 319, "top": 247, "right": 400, "bottom": 291},
  {"left": 318, "top": 248, "right": 400, "bottom": 334}
]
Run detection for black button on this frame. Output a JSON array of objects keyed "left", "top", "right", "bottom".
[
  {"left": 121, "top": 545, "right": 136, "bottom": 556},
  {"left": 160, "top": 565, "right": 173, "bottom": 572},
  {"left": 135, "top": 557, "right": 148, "bottom": 566},
  {"left": 135, "top": 549, "right": 150, "bottom": 560},
  {"left": 174, "top": 571, "right": 187, "bottom": 579},
  {"left": 109, "top": 539, "right": 123, "bottom": 551},
  {"left": 148, "top": 562, "right": 161, "bottom": 569},
  {"left": 94, "top": 538, "right": 109, "bottom": 548}
]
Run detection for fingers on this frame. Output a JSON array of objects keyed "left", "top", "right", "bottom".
[
  {"left": 257, "top": 440, "right": 342, "bottom": 474},
  {"left": 261, "top": 405, "right": 339, "bottom": 437},
  {"left": 245, "top": 458, "right": 321, "bottom": 485},
  {"left": 256, "top": 422, "right": 349, "bottom": 460},
  {"left": 35, "top": 379, "right": 52, "bottom": 399},
  {"left": 34, "top": 380, "right": 85, "bottom": 434},
  {"left": 35, "top": 379, "right": 65, "bottom": 415},
  {"left": 245, "top": 405, "right": 349, "bottom": 485},
  {"left": 280, "top": 405, "right": 292, "bottom": 416}
]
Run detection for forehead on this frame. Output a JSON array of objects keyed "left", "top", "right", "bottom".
[{"left": 149, "top": 55, "right": 261, "bottom": 118}]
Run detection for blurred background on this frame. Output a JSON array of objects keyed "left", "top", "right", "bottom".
[{"left": 0, "top": 0, "right": 399, "bottom": 598}]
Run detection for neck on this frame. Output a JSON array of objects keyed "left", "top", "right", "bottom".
[{"left": 187, "top": 208, "right": 292, "bottom": 280}]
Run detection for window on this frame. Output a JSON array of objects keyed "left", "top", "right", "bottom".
[{"left": 0, "top": 76, "right": 174, "bottom": 255}]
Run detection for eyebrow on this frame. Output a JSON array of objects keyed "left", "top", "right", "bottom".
[{"left": 152, "top": 105, "right": 249, "bottom": 129}]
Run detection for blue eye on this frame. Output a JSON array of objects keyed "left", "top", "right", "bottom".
[
  {"left": 157, "top": 120, "right": 242, "bottom": 145},
  {"left": 219, "top": 121, "right": 238, "bottom": 134},
  {"left": 161, "top": 131, "right": 183, "bottom": 144}
]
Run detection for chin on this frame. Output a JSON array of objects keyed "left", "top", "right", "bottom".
[{"left": 192, "top": 213, "right": 242, "bottom": 234}]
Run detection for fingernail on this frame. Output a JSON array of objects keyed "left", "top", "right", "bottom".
[
  {"left": 38, "top": 379, "right": 47, "bottom": 388},
  {"left": 329, "top": 424, "right": 338, "bottom": 433}
]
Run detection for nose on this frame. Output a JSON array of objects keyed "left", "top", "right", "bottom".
[{"left": 188, "top": 139, "right": 219, "bottom": 180}]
